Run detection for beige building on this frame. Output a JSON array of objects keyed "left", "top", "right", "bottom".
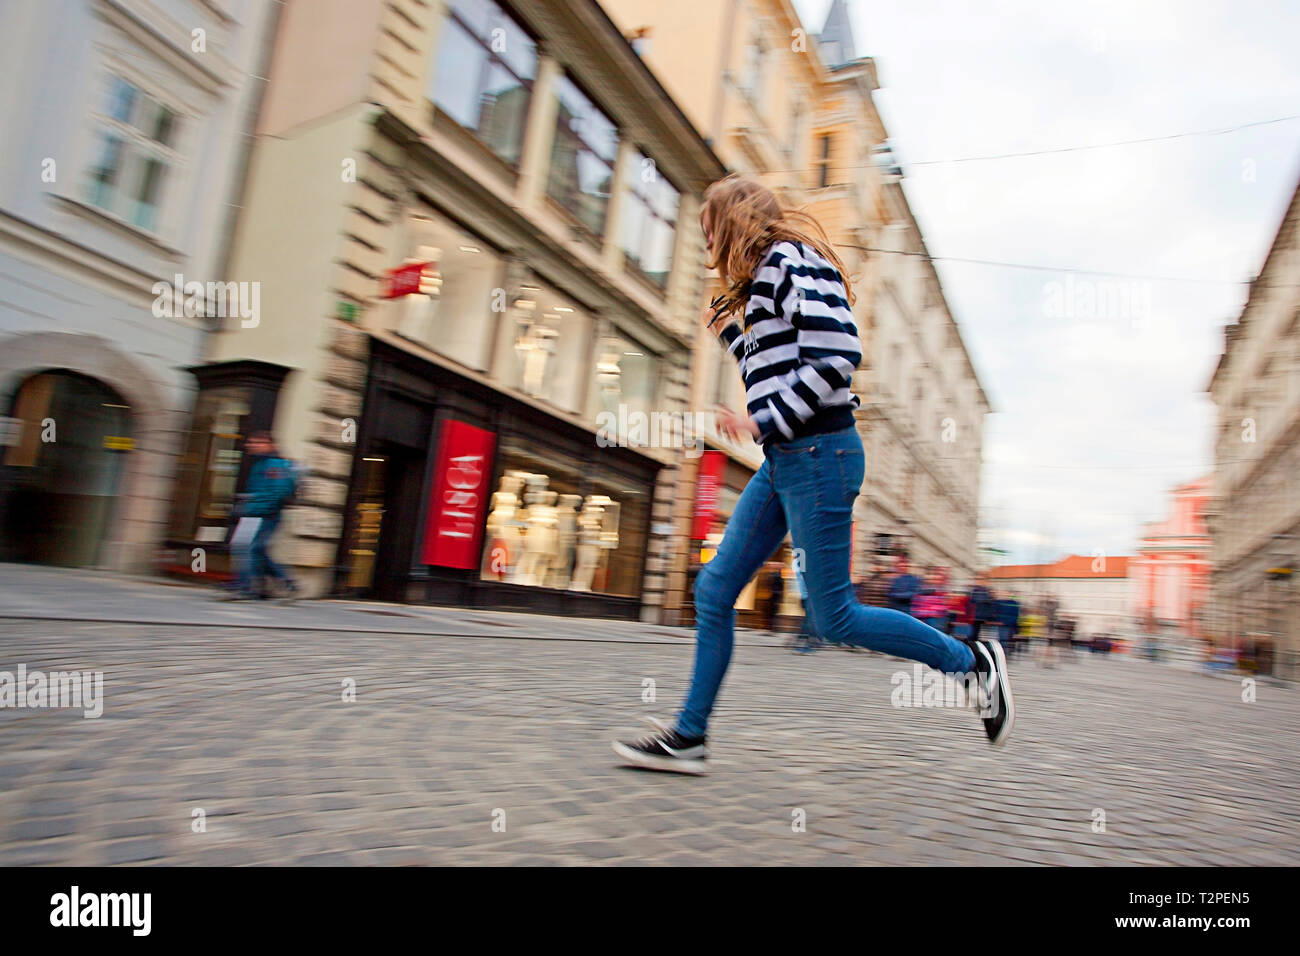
[
  {"left": 1207, "top": 175, "right": 1300, "bottom": 678},
  {"left": 165, "top": 0, "right": 725, "bottom": 620},
  {"left": 601, "top": 0, "right": 988, "bottom": 622}
]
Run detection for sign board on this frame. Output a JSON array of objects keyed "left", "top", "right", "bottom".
[{"left": 420, "top": 419, "right": 496, "bottom": 569}]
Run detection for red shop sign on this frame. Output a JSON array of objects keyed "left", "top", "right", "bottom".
[
  {"left": 421, "top": 419, "right": 496, "bottom": 568},
  {"left": 691, "top": 450, "right": 726, "bottom": 541},
  {"left": 384, "top": 261, "right": 429, "bottom": 298}
]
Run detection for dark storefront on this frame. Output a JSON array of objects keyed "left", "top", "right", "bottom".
[
  {"left": 161, "top": 360, "right": 292, "bottom": 580},
  {"left": 336, "top": 339, "right": 660, "bottom": 619}
]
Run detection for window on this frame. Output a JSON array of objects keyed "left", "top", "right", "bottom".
[
  {"left": 84, "top": 74, "right": 181, "bottom": 232},
  {"left": 547, "top": 75, "right": 618, "bottom": 236},
  {"left": 788, "top": 93, "right": 806, "bottom": 161},
  {"left": 493, "top": 277, "right": 592, "bottom": 413},
  {"left": 431, "top": 0, "right": 537, "bottom": 166},
  {"left": 167, "top": 386, "right": 251, "bottom": 541},
  {"left": 739, "top": 29, "right": 767, "bottom": 103},
  {"left": 816, "top": 133, "right": 832, "bottom": 188},
  {"left": 394, "top": 212, "right": 504, "bottom": 370},
  {"left": 621, "top": 151, "right": 679, "bottom": 287},
  {"left": 594, "top": 328, "right": 659, "bottom": 434}
]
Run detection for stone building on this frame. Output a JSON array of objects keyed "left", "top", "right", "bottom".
[
  {"left": 1207, "top": 175, "right": 1300, "bottom": 678},
  {"left": 166, "top": 0, "right": 726, "bottom": 618},
  {"left": 600, "top": 0, "right": 988, "bottom": 622},
  {"left": 0, "top": 0, "right": 280, "bottom": 571}
]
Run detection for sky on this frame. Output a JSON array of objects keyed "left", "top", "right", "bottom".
[{"left": 792, "top": 0, "right": 1300, "bottom": 565}]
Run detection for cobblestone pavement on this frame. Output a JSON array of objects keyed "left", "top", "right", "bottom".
[{"left": 0, "top": 565, "right": 1297, "bottom": 865}]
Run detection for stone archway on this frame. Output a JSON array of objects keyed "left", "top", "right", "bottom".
[{"left": 0, "top": 332, "right": 184, "bottom": 572}]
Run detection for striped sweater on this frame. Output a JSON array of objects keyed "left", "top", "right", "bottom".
[{"left": 716, "top": 240, "right": 862, "bottom": 445}]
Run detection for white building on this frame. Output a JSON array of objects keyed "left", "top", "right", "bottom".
[
  {"left": 987, "top": 554, "right": 1136, "bottom": 639},
  {"left": 0, "top": 0, "right": 279, "bottom": 570}
]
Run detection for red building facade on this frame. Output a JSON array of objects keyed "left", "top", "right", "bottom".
[{"left": 1132, "top": 476, "right": 1212, "bottom": 635}]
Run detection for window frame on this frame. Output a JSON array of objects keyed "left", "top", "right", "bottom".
[
  {"left": 81, "top": 68, "right": 186, "bottom": 237},
  {"left": 546, "top": 71, "right": 620, "bottom": 239},
  {"left": 620, "top": 148, "right": 680, "bottom": 290},
  {"left": 430, "top": 0, "right": 539, "bottom": 169}
]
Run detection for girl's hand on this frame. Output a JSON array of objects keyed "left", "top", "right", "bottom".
[
  {"left": 702, "top": 303, "right": 730, "bottom": 337},
  {"left": 715, "top": 406, "right": 760, "bottom": 442}
]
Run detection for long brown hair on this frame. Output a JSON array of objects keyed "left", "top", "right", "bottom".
[{"left": 701, "top": 173, "right": 856, "bottom": 321}]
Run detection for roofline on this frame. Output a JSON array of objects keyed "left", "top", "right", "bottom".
[{"left": 1208, "top": 166, "right": 1300, "bottom": 392}]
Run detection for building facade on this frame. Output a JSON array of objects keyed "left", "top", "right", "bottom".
[
  {"left": 1207, "top": 175, "right": 1300, "bottom": 678},
  {"left": 165, "top": 0, "right": 726, "bottom": 619},
  {"left": 0, "top": 0, "right": 279, "bottom": 571},
  {"left": 601, "top": 0, "right": 988, "bottom": 623},
  {"left": 1131, "top": 475, "right": 1212, "bottom": 636},
  {"left": 986, "top": 555, "right": 1135, "bottom": 639}
]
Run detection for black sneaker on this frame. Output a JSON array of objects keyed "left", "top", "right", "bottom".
[
  {"left": 970, "top": 639, "right": 1015, "bottom": 746},
  {"left": 612, "top": 725, "right": 708, "bottom": 775}
]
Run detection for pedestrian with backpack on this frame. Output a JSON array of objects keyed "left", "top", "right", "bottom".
[{"left": 223, "top": 431, "right": 301, "bottom": 602}]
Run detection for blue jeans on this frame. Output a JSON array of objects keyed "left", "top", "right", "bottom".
[
  {"left": 677, "top": 427, "right": 977, "bottom": 738},
  {"left": 235, "top": 513, "right": 287, "bottom": 594}
]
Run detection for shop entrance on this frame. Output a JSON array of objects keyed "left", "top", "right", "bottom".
[
  {"left": 2, "top": 371, "right": 132, "bottom": 566},
  {"left": 343, "top": 443, "right": 427, "bottom": 602}
]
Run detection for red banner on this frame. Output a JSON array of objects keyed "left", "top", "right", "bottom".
[
  {"left": 421, "top": 420, "right": 495, "bottom": 568},
  {"left": 691, "top": 450, "right": 726, "bottom": 540}
]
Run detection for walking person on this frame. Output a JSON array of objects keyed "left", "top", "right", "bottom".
[
  {"left": 223, "top": 431, "right": 301, "bottom": 602},
  {"left": 887, "top": 553, "right": 923, "bottom": 615},
  {"left": 968, "top": 573, "right": 995, "bottom": 644},
  {"left": 857, "top": 556, "right": 893, "bottom": 608},
  {"left": 997, "top": 591, "right": 1021, "bottom": 658},
  {"left": 612, "top": 175, "right": 1013, "bottom": 773}
]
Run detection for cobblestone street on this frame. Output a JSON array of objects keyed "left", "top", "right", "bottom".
[{"left": 1, "top": 565, "right": 1297, "bottom": 866}]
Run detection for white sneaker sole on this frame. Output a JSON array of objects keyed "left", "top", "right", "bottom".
[
  {"left": 981, "top": 639, "right": 1015, "bottom": 746},
  {"left": 611, "top": 740, "right": 708, "bottom": 775}
]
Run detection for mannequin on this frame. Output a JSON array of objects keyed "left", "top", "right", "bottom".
[
  {"left": 548, "top": 494, "right": 583, "bottom": 589},
  {"left": 517, "top": 476, "right": 558, "bottom": 586},
  {"left": 570, "top": 495, "right": 618, "bottom": 592},
  {"left": 480, "top": 472, "right": 526, "bottom": 581}
]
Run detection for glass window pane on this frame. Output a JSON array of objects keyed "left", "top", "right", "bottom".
[
  {"left": 104, "top": 76, "right": 136, "bottom": 123},
  {"left": 478, "top": 61, "right": 529, "bottom": 165},
  {"left": 151, "top": 104, "right": 178, "bottom": 148},
  {"left": 493, "top": 15, "right": 536, "bottom": 81},
  {"left": 131, "top": 156, "right": 166, "bottom": 231},
  {"left": 433, "top": 19, "right": 488, "bottom": 127},
  {"left": 449, "top": 0, "right": 492, "bottom": 36},
  {"left": 87, "top": 133, "right": 124, "bottom": 210},
  {"left": 495, "top": 278, "right": 591, "bottom": 413},
  {"left": 621, "top": 192, "right": 647, "bottom": 265},
  {"left": 396, "top": 213, "right": 501, "bottom": 369}
]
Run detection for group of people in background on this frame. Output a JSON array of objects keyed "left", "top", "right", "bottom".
[
  {"left": 779, "top": 551, "right": 1080, "bottom": 661},
  {"left": 854, "top": 556, "right": 1023, "bottom": 656}
]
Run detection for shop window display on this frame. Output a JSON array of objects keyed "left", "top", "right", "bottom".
[
  {"left": 594, "top": 330, "right": 659, "bottom": 435},
  {"left": 395, "top": 214, "right": 502, "bottom": 370},
  {"left": 480, "top": 446, "right": 647, "bottom": 597},
  {"left": 494, "top": 280, "right": 590, "bottom": 413}
]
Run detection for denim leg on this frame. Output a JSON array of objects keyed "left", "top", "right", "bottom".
[
  {"left": 773, "top": 431, "right": 975, "bottom": 675},
  {"left": 253, "top": 515, "right": 287, "bottom": 582},
  {"left": 677, "top": 459, "right": 789, "bottom": 739}
]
